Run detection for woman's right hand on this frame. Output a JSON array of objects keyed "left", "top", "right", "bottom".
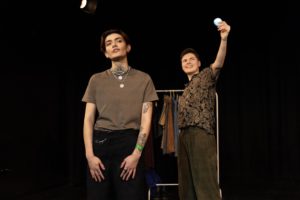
[{"left": 87, "top": 155, "right": 105, "bottom": 182}]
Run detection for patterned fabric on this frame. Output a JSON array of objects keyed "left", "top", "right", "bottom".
[{"left": 177, "top": 67, "right": 220, "bottom": 135}]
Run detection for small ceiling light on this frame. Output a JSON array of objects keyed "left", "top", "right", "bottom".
[{"left": 80, "top": 0, "right": 97, "bottom": 14}]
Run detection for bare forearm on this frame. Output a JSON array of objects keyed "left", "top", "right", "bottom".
[
  {"left": 214, "top": 39, "right": 227, "bottom": 69},
  {"left": 133, "top": 102, "right": 153, "bottom": 156},
  {"left": 83, "top": 118, "right": 95, "bottom": 159},
  {"left": 212, "top": 21, "right": 231, "bottom": 71},
  {"left": 83, "top": 103, "right": 96, "bottom": 159}
]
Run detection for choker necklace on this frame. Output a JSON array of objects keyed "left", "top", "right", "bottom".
[{"left": 111, "top": 67, "right": 131, "bottom": 88}]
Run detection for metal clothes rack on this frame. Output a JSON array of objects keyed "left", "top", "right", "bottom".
[
  {"left": 156, "top": 89, "right": 184, "bottom": 93},
  {"left": 148, "top": 90, "right": 222, "bottom": 199}
]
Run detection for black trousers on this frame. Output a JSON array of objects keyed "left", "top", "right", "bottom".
[{"left": 86, "top": 129, "right": 147, "bottom": 200}]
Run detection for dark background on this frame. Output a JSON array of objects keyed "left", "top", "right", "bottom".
[{"left": 1, "top": 0, "right": 300, "bottom": 199}]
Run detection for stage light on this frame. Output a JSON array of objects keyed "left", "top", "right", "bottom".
[{"left": 80, "top": 0, "right": 97, "bottom": 14}]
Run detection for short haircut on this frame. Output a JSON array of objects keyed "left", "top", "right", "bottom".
[
  {"left": 180, "top": 48, "right": 200, "bottom": 61},
  {"left": 100, "top": 29, "right": 131, "bottom": 53}
]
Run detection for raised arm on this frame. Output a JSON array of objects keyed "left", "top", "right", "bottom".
[{"left": 211, "top": 21, "right": 231, "bottom": 74}]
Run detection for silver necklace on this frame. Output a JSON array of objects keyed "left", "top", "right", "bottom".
[{"left": 111, "top": 67, "right": 131, "bottom": 88}]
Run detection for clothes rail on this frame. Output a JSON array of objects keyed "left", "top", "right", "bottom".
[
  {"left": 156, "top": 89, "right": 184, "bottom": 92},
  {"left": 148, "top": 183, "right": 178, "bottom": 200}
]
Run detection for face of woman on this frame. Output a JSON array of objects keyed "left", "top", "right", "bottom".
[{"left": 104, "top": 33, "right": 131, "bottom": 61}]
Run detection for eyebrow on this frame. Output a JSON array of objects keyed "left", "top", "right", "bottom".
[{"left": 105, "top": 36, "right": 123, "bottom": 44}]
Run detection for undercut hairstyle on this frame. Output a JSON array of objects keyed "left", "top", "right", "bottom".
[{"left": 100, "top": 29, "right": 131, "bottom": 53}]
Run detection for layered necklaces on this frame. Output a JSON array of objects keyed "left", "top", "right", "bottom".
[{"left": 110, "top": 66, "right": 131, "bottom": 88}]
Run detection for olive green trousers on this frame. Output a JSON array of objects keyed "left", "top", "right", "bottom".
[{"left": 177, "top": 127, "right": 221, "bottom": 200}]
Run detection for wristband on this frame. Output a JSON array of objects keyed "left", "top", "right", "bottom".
[{"left": 135, "top": 144, "right": 144, "bottom": 152}]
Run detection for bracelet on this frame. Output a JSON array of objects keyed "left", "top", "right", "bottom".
[{"left": 135, "top": 144, "right": 144, "bottom": 152}]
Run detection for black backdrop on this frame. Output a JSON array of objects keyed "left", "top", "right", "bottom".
[{"left": 1, "top": 0, "right": 300, "bottom": 199}]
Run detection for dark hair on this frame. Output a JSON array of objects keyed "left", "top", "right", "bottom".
[
  {"left": 180, "top": 48, "right": 200, "bottom": 61},
  {"left": 100, "top": 29, "right": 131, "bottom": 53}
]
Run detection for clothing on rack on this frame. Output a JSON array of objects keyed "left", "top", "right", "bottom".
[
  {"left": 156, "top": 90, "right": 183, "bottom": 156},
  {"left": 159, "top": 95, "right": 175, "bottom": 154},
  {"left": 150, "top": 96, "right": 178, "bottom": 183},
  {"left": 148, "top": 89, "right": 183, "bottom": 183}
]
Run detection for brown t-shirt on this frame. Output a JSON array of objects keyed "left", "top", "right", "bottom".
[
  {"left": 177, "top": 67, "right": 220, "bottom": 134},
  {"left": 82, "top": 68, "right": 158, "bottom": 130}
]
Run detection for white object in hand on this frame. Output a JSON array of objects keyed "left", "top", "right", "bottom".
[
  {"left": 213, "top": 18, "right": 222, "bottom": 26},
  {"left": 80, "top": 0, "right": 87, "bottom": 8}
]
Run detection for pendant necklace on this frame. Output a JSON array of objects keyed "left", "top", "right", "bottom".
[{"left": 111, "top": 67, "right": 131, "bottom": 88}]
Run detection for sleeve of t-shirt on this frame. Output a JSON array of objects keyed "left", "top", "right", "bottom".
[
  {"left": 82, "top": 74, "right": 96, "bottom": 103},
  {"left": 143, "top": 75, "right": 159, "bottom": 103}
]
